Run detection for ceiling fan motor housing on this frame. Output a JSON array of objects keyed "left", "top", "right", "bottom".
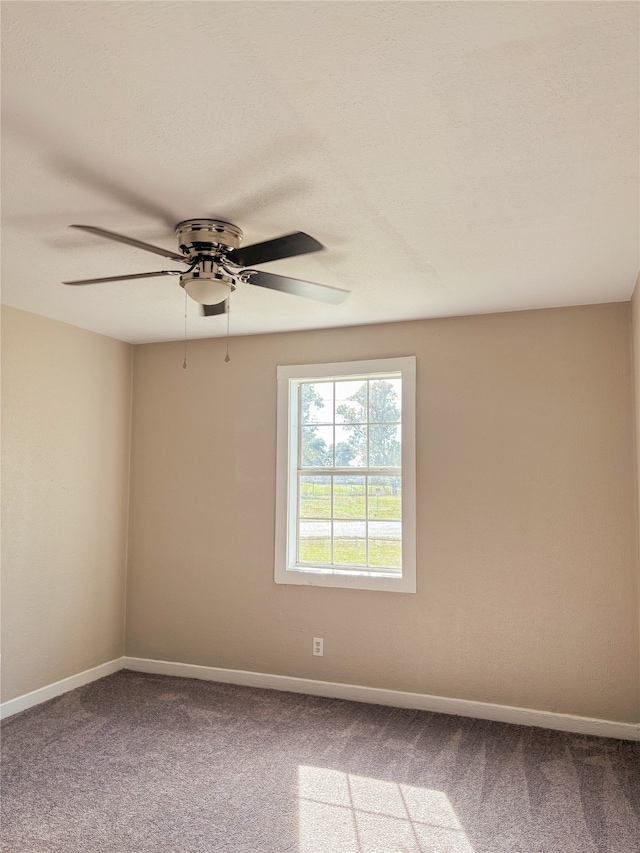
[{"left": 175, "top": 219, "right": 243, "bottom": 260}]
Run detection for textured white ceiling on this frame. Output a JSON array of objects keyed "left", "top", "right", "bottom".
[{"left": 2, "top": 1, "right": 638, "bottom": 343}]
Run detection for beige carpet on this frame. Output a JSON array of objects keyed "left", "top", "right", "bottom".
[{"left": 2, "top": 670, "right": 639, "bottom": 852}]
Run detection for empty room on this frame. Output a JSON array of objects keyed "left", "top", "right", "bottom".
[{"left": 1, "top": 2, "right": 639, "bottom": 852}]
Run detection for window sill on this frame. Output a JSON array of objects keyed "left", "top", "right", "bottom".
[{"left": 275, "top": 565, "right": 416, "bottom": 593}]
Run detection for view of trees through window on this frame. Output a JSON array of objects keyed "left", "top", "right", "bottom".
[{"left": 296, "top": 376, "right": 402, "bottom": 571}]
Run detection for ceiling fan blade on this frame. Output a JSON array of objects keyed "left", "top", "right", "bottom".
[
  {"left": 2, "top": 107, "right": 180, "bottom": 227},
  {"left": 244, "top": 271, "right": 350, "bottom": 304},
  {"left": 202, "top": 301, "right": 228, "bottom": 316},
  {"left": 56, "top": 158, "right": 179, "bottom": 227},
  {"left": 63, "top": 270, "right": 179, "bottom": 285},
  {"left": 70, "top": 225, "right": 186, "bottom": 263},
  {"left": 227, "top": 232, "right": 324, "bottom": 268}
]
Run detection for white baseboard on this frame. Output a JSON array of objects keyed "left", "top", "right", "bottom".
[
  {"left": 3, "top": 655, "right": 638, "bottom": 741},
  {"left": 0, "top": 657, "right": 124, "bottom": 720},
  {"left": 123, "top": 656, "right": 640, "bottom": 742}
]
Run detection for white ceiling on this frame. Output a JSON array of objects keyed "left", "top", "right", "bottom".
[{"left": 2, "top": 1, "right": 638, "bottom": 344}]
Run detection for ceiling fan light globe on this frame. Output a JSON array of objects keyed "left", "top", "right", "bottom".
[{"left": 181, "top": 272, "right": 234, "bottom": 305}]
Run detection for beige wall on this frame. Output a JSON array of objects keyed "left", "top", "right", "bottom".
[
  {"left": 1, "top": 306, "right": 132, "bottom": 701},
  {"left": 631, "top": 275, "right": 640, "bottom": 710},
  {"left": 126, "top": 303, "right": 639, "bottom": 723}
]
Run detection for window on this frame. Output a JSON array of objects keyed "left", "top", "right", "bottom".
[{"left": 275, "top": 357, "right": 416, "bottom": 593}]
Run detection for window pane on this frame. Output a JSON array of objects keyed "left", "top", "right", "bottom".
[
  {"left": 368, "top": 379, "right": 401, "bottom": 423},
  {"left": 298, "top": 520, "right": 331, "bottom": 563},
  {"left": 301, "top": 382, "right": 334, "bottom": 424},
  {"left": 333, "top": 476, "right": 365, "bottom": 519},
  {"left": 334, "top": 424, "right": 366, "bottom": 467},
  {"left": 333, "top": 520, "right": 366, "bottom": 565},
  {"left": 368, "top": 521, "right": 402, "bottom": 568},
  {"left": 335, "top": 380, "right": 367, "bottom": 423},
  {"left": 368, "top": 476, "right": 401, "bottom": 520},
  {"left": 299, "top": 475, "right": 331, "bottom": 519},
  {"left": 369, "top": 424, "right": 401, "bottom": 467},
  {"left": 368, "top": 541, "right": 402, "bottom": 569},
  {"left": 300, "top": 425, "right": 333, "bottom": 467}
]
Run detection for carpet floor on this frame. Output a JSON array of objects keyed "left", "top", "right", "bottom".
[{"left": 1, "top": 670, "right": 639, "bottom": 852}]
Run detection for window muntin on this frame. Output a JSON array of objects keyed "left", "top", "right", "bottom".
[{"left": 275, "top": 358, "right": 416, "bottom": 593}]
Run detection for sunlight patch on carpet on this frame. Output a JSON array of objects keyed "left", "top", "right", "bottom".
[{"left": 298, "top": 765, "right": 475, "bottom": 852}]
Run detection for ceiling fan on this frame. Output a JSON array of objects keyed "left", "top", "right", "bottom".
[{"left": 63, "top": 219, "right": 350, "bottom": 315}]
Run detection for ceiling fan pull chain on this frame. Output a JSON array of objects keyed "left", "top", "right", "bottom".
[
  {"left": 225, "top": 291, "right": 231, "bottom": 363},
  {"left": 183, "top": 288, "right": 188, "bottom": 369}
]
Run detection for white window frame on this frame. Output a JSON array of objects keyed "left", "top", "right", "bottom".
[{"left": 274, "top": 357, "right": 416, "bottom": 593}]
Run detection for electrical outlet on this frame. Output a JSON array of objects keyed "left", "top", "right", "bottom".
[{"left": 313, "top": 637, "right": 323, "bottom": 656}]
